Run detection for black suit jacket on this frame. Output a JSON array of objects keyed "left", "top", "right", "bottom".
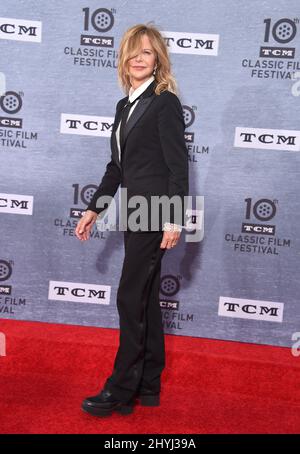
[{"left": 87, "top": 80, "right": 189, "bottom": 231}]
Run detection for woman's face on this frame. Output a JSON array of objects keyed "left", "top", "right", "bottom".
[{"left": 128, "top": 34, "right": 156, "bottom": 86}]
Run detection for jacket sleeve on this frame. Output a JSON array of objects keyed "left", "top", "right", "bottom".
[
  {"left": 157, "top": 91, "right": 189, "bottom": 226},
  {"left": 87, "top": 101, "right": 122, "bottom": 215}
]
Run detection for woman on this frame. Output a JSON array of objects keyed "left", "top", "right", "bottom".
[{"left": 75, "top": 23, "right": 189, "bottom": 417}]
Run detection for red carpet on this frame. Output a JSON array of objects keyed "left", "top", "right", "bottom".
[{"left": 0, "top": 319, "right": 300, "bottom": 434}]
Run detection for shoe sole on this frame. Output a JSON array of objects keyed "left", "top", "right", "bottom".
[
  {"left": 139, "top": 394, "right": 160, "bottom": 407},
  {"left": 82, "top": 402, "right": 134, "bottom": 417}
]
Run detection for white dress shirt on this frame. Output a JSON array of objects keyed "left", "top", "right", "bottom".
[{"left": 115, "top": 74, "right": 182, "bottom": 233}]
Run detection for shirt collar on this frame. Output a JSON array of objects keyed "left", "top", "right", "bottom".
[{"left": 128, "top": 75, "right": 155, "bottom": 103}]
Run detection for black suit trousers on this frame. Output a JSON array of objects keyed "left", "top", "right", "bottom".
[{"left": 104, "top": 230, "right": 167, "bottom": 402}]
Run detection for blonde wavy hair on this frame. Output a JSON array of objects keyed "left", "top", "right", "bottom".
[{"left": 117, "top": 22, "right": 179, "bottom": 97}]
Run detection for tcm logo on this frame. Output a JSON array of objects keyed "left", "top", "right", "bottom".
[
  {"left": 0, "top": 91, "right": 23, "bottom": 129},
  {"left": 160, "top": 274, "right": 180, "bottom": 311},
  {"left": 48, "top": 280, "right": 111, "bottom": 305},
  {"left": 242, "top": 197, "right": 277, "bottom": 236},
  {"left": 0, "top": 259, "right": 13, "bottom": 296},
  {"left": 69, "top": 183, "right": 98, "bottom": 219},
  {"left": 0, "top": 17, "right": 42, "bottom": 43},
  {"left": 183, "top": 104, "right": 197, "bottom": 144},
  {"left": 234, "top": 127, "right": 300, "bottom": 151},
  {"left": 80, "top": 7, "right": 114, "bottom": 47},
  {"left": 218, "top": 296, "right": 284, "bottom": 322},
  {"left": 0, "top": 193, "right": 33, "bottom": 215},
  {"left": 260, "top": 18, "right": 298, "bottom": 59},
  {"left": 162, "top": 30, "right": 219, "bottom": 56},
  {"left": 60, "top": 114, "right": 113, "bottom": 137}
]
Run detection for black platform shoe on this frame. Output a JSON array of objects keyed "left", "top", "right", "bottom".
[
  {"left": 136, "top": 388, "right": 160, "bottom": 407},
  {"left": 82, "top": 388, "right": 134, "bottom": 417}
]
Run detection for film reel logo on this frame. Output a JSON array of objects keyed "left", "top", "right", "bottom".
[
  {"left": 264, "top": 18, "right": 297, "bottom": 44},
  {"left": 182, "top": 104, "right": 196, "bottom": 145},
  {"left": 160, "top": 275, "right": 180, "bottom": 310},
  {"left": 242, "top": 198, "right": 277, "bottom": 235},
  {"left": 260, "top": 17, "right": 299, "bottom": 58},
  {"left": 69, "top": 183, "right": 99, "bottom": 219},
  {"left": 0, "top": 90, "right": 23, "bottom": 129},
  {"left": 0, "top": 91, "right": 22, "bottom": 115},
  {"left": 0, "top": 259, "right": 13, "bottom": 296},
  {"left": 81, "top": 7, "right": 115, "bottom": 47},
  {"left": 0, "top": 259, "right": 13, "bottom": 281}
]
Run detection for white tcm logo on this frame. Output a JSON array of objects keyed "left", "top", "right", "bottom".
[
  {"left": 234, "top": 127, "right": 300, "bottom": 152},
  {"left": 218, "top": 296, "right": 284, "bottom": 322},
  {"left": 0, "top": 193, "right": 33, "bottom": 215},
  {"left": 60, "top": 114, "right": 114, "bottom": 137},
  {"left": 0, "top": 17, "right": 42, "bottom": 42},
  {"left": 48, "top": 280, "right": 111, "bottom": 305},
  {"left": 162, "top": 30, "right": 219, "bottom": 56}
]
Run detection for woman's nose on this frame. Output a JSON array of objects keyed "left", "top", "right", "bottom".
[{"left": 135, "top": 52, "right": 143, "bottom": 61}]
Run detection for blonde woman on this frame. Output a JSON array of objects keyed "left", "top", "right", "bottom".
[{"left": 76, "top": 23, "right": 189, "bottom": 417}]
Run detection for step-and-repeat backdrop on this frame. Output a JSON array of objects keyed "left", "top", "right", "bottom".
[{"left": 1, "top": 0, "right": 299, "bottom": 347}]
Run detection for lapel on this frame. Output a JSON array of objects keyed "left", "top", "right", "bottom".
[{"left": 111, "top": 80, "right": 157, "bottom": 170}]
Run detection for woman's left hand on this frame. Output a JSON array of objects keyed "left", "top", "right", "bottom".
[{"left": 160, "top": 231, "right": 181, "bottom": 249}]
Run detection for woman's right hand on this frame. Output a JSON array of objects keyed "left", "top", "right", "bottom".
[{"left": 75, "top": 210, "right": 98, "bottom": 241}]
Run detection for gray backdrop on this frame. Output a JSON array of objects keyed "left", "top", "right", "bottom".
[{"left": 0, "top": 0, "right": 300, "bottom": 347}]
